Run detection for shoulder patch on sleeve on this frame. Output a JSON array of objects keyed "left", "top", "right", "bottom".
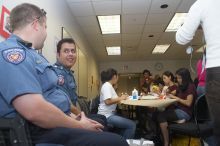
[
  {"left": 2, "top": 48, "right": 26, "bottom": 65},
  {"left": 57, "top": 74, "right": 65, "bottom": 85}
]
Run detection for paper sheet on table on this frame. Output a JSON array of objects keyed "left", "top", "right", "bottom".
[
  {"left": 141, "top": 95, "right": 159, "bottom": 100},
  {"left": 126, "top": 139, "right": 154, "bottom": 146}
]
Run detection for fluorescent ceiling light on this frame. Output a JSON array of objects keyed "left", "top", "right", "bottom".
[
  {"left": 106, "top": 46, "right": 121, "bottom": 55},
  {"left": 97, "top": 15, "right": 120, "bottom": 34},
  {"left": 196, "top": 45, "right": 206, "bottom": 53},
  {"left": 152, "top": 44, "right": 170, "bottom": 54},
  {"left": 165, "top": 13, "right": 187, "bottom": 32}
]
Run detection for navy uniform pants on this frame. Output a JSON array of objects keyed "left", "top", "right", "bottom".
[
  {"left": 206, "top": 67, "right": 220, "bottom": 146},
  {"left": 32, "top": 127, "right": 128, "bottom": 146},
  {"left": 88, "top": 114, "right": 108, "bottom": 131}
]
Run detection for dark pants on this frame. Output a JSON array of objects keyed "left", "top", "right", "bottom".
[
  {"left": 206, "top": 67, "right": 220, "bottom": 145},
  {"left": 32, "top": 127, "right": 128, "bottom": 146}
]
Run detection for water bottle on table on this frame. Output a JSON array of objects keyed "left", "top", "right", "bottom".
[{"left": 132, "top": 88, "right": 138, "bottom": 100}]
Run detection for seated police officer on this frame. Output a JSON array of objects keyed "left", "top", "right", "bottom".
[
  {"left": 53, "top": 38, "right": 107, "bottom": 128},
  {"left": 0, "top": 3, "right": 128, "bottom": 146}
]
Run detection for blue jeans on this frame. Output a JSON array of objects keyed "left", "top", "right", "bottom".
[
  {"left": 174, "top": 109, "right": 190, "bottom": 121},
  {"left": 107, "top": 115, "right": 136, "bottom": 139}
]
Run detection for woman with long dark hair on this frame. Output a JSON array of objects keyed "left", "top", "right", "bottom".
[
  {"left": 161, "top": 71, "right": 177, "bottom": 96},
  {"left": 157, "top": 68, "right": 197, "bottom": 146},
  {"left": 98, "top": 68, "right": 136, "bottom": 139}
]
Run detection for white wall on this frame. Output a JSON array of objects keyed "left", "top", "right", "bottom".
[
  {"left": 99, "top": 60, "right": 198, "bottom": 79},
  {"left": 0, "top": 0, "right": 100, "bottom": 98}
]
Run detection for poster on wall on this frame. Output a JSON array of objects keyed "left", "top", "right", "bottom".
[{"left": 0, "top": 6, "right": 11, "bottom": 38}]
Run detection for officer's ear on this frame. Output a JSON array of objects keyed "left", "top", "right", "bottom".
[{"left": 56, "top": 52, "right": 60, "bottom": 59}]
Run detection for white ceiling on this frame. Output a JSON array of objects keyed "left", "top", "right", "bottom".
[{"left": 65, "top": 0, "right": 203, "bottom": 62}]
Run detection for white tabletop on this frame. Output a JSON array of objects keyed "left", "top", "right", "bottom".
[{"left": 120, "top": 98, "right": 177, "bottom": 108}]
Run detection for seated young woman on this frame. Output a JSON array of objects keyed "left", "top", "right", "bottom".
[
  {"left": 157, "top": 68, "right": 197, "bottom": 146},
  {"left": 98, "top": 68, "right": 136, "bottom": 139},
  {"left": 161, "top": 71, "right": 177, "bottom": 97}
]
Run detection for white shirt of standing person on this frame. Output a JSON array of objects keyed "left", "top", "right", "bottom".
[
  {"left": 98, "top": 82, "right": 118, "bottom": 118},
  {"left": 176, "top": 0, "right": 220, "bottom": 69}
]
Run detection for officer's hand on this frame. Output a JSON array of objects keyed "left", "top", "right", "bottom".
[
  {"left": 79, "top": 112, "right": 103, "bottom": 132},
  {"left": 87, "top": 118, "right": 104, "bottom": 131}
]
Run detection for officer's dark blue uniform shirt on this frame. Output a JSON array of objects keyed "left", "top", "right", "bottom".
[
  {"left": 0, "top": 35, "right": 71, "bottom": 118},
  {"left": 53, "top": 62, "right": 78, "bottom": 105}
]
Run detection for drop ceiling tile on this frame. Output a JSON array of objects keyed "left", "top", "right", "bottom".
[
  {"left": 149, "top": 0, "right": 181, "bottom": 14},
  {"left": 122, "top": 24, "right": 144, "bottom": 34},
  {"left": 75, "top": 16, "right": 98, "bottom": 26},
  {"left": 158, "top": 32, "right": 176, "bottom": 43},
  {"left": 93, "top": 0, "right": 121, "bottom": 15},
  {"left": 66, "top": 0, "right": 90, "bottom": 3},
  {"left": 122, "top": 40, "right": 139, "bottom": 48},
  {"left": 122, "top": 34, "right": 142, "bottom": 40},
  {"left": 86, "top": 33, "right": 104, "bottom": 43},
  {"left": 81, "top": 25, "right": 101, "bottom": 35},
  {"left": 122, "top": 0, "right": 151, "bottom": 14},
  {"left": 146, "top": 13, "right": 173, "bottom": 25},
  {"left": 177, "top": 0, "right": 196, "bottom": 12},
  {"left": 138, "top": 40, "right": 156, "bottom": 50},
  {"left": 69, "top": 2, "right": 94, "bottom": 16},
  {"left": 122, "top": 14, "right": 147, "bottom": 25},
  {"left": 104, "top": 40, "right": 121, "bottom": 46},
  {"left": 142, "top": 32, "right": 161, "bottom": 40},
  {"left": 144, "top": 24, "right": 166, "bottom": 33},
  {"left": 103, "top": 34, "right": 121, "bottom": 40}
]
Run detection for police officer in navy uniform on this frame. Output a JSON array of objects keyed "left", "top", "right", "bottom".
[
  {"left": 53, "top": 38, "right": 107, "bottom": 128},
  {"left": 0, "top": 3, "right": 128, "bottom": 146}
]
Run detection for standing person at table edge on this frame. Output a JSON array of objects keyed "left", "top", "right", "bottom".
[
  {"left": 176, "top": 0, "right": 220, "bottom": 144},
  {"left": 98, "top": 68, "right": 136, "bottom": 139},
  {"left": 157, "top": 68, "right": 197, "bottom": 146},
  {"left": 53, "top": 38, "right": 107, "bottom": 129},
  {"left": 0, "top": 3, "right": 128, "bottom": 146}
]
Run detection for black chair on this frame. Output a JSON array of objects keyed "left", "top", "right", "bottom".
[
  {"left": 77, "top": 96, "right": 90, "bottom": 116},
  {"left": 89, "top": 95, "right": 100, "bottom": 114},
  {"left": 0, "top": 115, "right": 33, "bottom": 146},
  {"left": 168, "top": 94, "right": 213, "bottom": 146}
]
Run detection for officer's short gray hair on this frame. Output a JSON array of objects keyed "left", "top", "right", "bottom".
[{"left": 10, "top": 3, "right": 46, "bottom": 32}]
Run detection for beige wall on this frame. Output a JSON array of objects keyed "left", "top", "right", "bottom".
[
  {"left": 0, "top": 0, "right": 100, "bottom": 98},
  {"left": 99, "top": 60, "right": 198, "bottom": 79},
  {"left": 100, "top": 60, "right": 198, "bottom": 96}
]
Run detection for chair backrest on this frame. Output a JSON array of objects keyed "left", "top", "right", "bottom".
[
  {"left": 89, "top": 95, "right": 100, "bottom": 114},
  {"left": 193, "top": 94, "right": 211, "bottom": 124},
  {"left": 77, "top": 96, "right": 90, "bottom": 116}
]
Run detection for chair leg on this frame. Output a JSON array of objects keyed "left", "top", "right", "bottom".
[
  {"left": 168, "top": 130, "right": 172, "bottom": 146},
  {"left": 200, "top": 138, "right": 204, "bottom": 146},
  {"left": 187, "top": 136, "right": 191, "bottom": 146}
]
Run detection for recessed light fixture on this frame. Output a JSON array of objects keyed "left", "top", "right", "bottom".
[
  {"left": 165, "top": 13, "right": 187, "bottom": 32},
  {"left": 152, "top": 44, "right": 170, "bottom": 54},
  {"left": 106, "top": 46, "right": 121, "bottom": 55},
  {"left": 160, "top": 4, "right": 168, "bottom": 9},
  {"left": 97, "top": 15, "right": 120, "bottom": 34}
]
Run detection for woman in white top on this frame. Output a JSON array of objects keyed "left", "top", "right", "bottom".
[
  {"left": 98, "top": 68, "right": 136, "bottom": 139},
  {"left": 176, "top": 0, "right": 220, "bottom": 144}
]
